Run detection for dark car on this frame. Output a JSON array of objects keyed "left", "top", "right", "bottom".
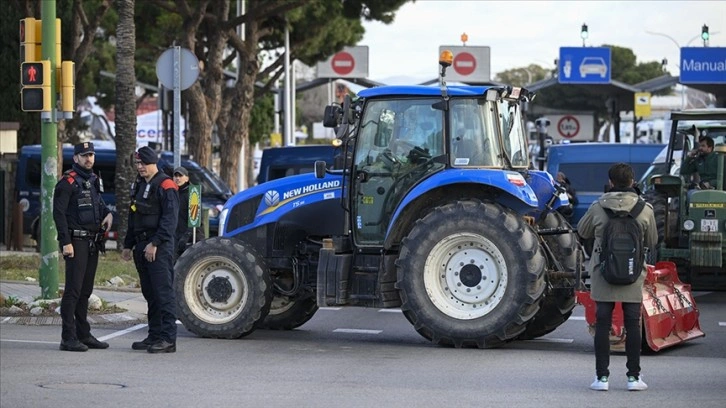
[{"left": 15, "top": 142, "right": 231, "bottom": 244}]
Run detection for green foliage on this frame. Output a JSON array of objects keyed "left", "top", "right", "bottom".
[
  {"left": 1, "top": 296, "right": 25, "bottom": 308},
  {"left": 495, "top": 64, "right": 550, "bottom": 87},
  {"left": 250, "top": 92, "right": 274, "bottom": 145}
]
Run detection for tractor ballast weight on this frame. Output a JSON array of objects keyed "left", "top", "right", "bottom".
[{"left": 576, "top": 261, "right": 704, "bottom": 352}]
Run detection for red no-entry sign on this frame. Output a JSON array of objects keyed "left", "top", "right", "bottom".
[
  {"left": 453, "top": 52, "right": 477, "bottom": 76},
  {"left": 331, "top": 51, "right": 355, "bottom": 76}
]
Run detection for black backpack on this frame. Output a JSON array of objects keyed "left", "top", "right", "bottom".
[{"left": 599, "top": 199, "right": 646, "bottom": 285}]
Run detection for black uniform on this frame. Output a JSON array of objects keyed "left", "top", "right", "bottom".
[
  {"left": 124, "top": 172, "right": 179, "bottom": 345},
  {"left": 53, "top": 163, "right": 110, "bottom": 344},
  {"left": 174, "top": 181, "right": 204, "bottom": 260}
]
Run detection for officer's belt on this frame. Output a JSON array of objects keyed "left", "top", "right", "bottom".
[
  {"left": 71, "top": 229, "right": 93, "bottom": 239},
  {"left": 134, "top": 231, "right": 152, "bottom": 243}
]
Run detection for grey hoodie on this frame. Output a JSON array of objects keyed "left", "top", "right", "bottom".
[{"left": 577, "top": 191, "right": 658, "bottom": 303}]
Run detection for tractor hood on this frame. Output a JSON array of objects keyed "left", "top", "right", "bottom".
[{"left": 220, "top": 172, "right": 344, "bottom": 236}]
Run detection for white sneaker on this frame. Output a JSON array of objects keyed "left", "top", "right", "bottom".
[
  {"left": 590, "top": 376, "right": 609, "bottom": 391},
  {"left": 627, "top": 376, "right": 648, "bottom": 391}
]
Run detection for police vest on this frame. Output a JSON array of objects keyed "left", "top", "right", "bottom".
[
  {"left": 63, "top": 169, "right": 103, "bottom": 231},
  {"left": 130, "top": 172, "right": 171, "bottom": 232}
]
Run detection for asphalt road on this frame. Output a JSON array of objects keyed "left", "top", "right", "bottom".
[{"left": 1, "top": 291, "right": 724, "bottom": 408}]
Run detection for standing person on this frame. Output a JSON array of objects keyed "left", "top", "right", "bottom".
[
  {"left": 578, "top": 163, "right": 657, "bottom": 391},
  {"left": 53, "top": 142, "right": 113, "bottom": 352},
  {"left": 555, "top": 171, "right": 578, "bottom": 224},
  {"left": 172, "top": 166, "right": 204, "bottom": 261},
  {"left": 121, "top": 146, "right": 179, "bottom": 353}
]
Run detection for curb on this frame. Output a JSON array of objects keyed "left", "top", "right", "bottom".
[{"left": 1, "top": 312, "right": 147, "bottom": 326}]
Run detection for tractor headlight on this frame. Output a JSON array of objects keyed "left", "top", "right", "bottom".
[
  {"left": 683, "top": 219, "right": 695, "bottom": 231},
  {"left": 218, "top": 208, "right": 229, "bottom": 236}
]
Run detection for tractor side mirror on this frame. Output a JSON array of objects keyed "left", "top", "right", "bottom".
[
  {"left": 323, "top": 104, "right": 342, "bottom": 128},
  {"left": 314, "top": 160, "right": 327, "bottom": 179}
]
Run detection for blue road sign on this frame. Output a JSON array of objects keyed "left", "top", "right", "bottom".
[
  {"left": 679, "top": 47, "right": 726, "bottom": 84},
  {"left": 558, "top": 47, "right": 611, "bottom": 84}
]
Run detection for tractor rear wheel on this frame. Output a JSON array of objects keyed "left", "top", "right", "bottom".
[
  {"left": 396, "top": 200, "right": 546, "bottom": 348},
  {"left": 174, "top": 237, "right": 272, "bottom": 338},
  {"left": 518, "top": 212, "right": 579, "bottom": 340}
]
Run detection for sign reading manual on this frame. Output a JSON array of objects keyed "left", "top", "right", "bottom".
[{"left": 679, "top": 47, "right": 726, "bottom": 84}]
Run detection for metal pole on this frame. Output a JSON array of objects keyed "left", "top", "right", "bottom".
[
  {"left": 39, "top": 0, "right": 59, "bottom": 298},
  {"left": 283, "top": 26, "right": 292, "bottom": 146},
  {"left": 236, "top": 0, "right": 246, "bottom": 191},
  {"left": 173, "top": 46, "right": 181, "bottom": 168},
  {"left": 291, "top": 60, "right": 297, "bottom": 146}
]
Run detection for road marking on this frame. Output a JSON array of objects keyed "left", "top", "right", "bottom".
[
  {"left": 719, "top": 322, "right": 726, "bottom": 327},
  {"left": 97, "top": 323, "right": 147, "bottom": 342},
  {"left": 1, "top": 339, "right": 57, "bottom": 345},
  {"left": 319, "top": 307, "right": 342, "bottom": 311},
  {"left": 333, "top": 328, "right": 382, "bottom": 335},
  {"left": 568, "top": 316, "right": 586, "bottom": 321},
  {"left": 524, "top": 337, "right": 574, "bottom": 344},
  {"left": 378, "top": 309, "right": 402, "bottom": 313}
]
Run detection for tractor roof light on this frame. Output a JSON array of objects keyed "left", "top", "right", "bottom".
[
  {"left": 683, "top": 219, "right": 695, "bottom": 231},
  {"left": 439, "top": 50, "right": 453, "bottom": 67}
]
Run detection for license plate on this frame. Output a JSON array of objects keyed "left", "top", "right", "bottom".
[{"left": 701, "top": 219, "right": 718, "bottom": 232}]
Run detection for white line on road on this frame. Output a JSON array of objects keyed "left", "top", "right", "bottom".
[
  {"left": 0, "top": 339, "right": 57, "bottom": 345},
  {"left": 378, "top": 309, "right": 402, "bottom": 313},
  {"left": 568, "top": 316, "right": 586, "bottom": 321},
  {"left": 524, "top": 337, "right": 575, "bottom": 344},
  {"left": 319, "top": 307, "right": 342, "bottom": 311},
  {"left": 333, "top": 328, "right": 382, "bottom": 335},
  {"left": 719, "top": 322, "right": 726, "bottom": 327},
  {"left": 1, "top": 317, "right": 10, "bottom": 323},
  {"left": 97, "top": 323, "right": 147, "bottom": 342}
]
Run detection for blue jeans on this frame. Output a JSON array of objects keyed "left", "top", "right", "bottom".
[{"left": 594, "top": 301, "right": 642, "bottom": 378}]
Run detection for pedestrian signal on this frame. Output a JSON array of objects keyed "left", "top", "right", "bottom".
[
  {"left": 21, "top": 61, "right": 49, "bottom": 86},
  {"left": 21, "top": 87, "right": 51, "bottom": 112}
]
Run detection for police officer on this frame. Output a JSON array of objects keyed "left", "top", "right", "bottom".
[
  {"left": 121, "top": 146, "right": 179, "bottom": 353},
  {"left": 53, "top": 142, "right": 113, "bottom": 352},
  {"left": 172, "top": 166, "right": 204, "bottom": 261}
]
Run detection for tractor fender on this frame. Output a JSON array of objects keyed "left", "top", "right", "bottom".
[
  {"left": 385, "top": 169, "right": 541, "bottom": 239},
  {"left": 222, "top": 173, "right": 344, "bottom": 237},
  {"left": 528, "top": 169, "right": 570, "bottom": 214}
]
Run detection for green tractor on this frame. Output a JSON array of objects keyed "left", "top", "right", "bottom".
[{"left": 643, "top": 109, "right": 726, "bottom": 290}]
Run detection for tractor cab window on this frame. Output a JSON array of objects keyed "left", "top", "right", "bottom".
[
  {"left": 352, "top": 98, "right": 445, "bottom": 245},
  {"left": 498, "top": 100, "right": 529, "bottom": 168},
  {"left": 450, "top": 99, "right": 502, "bottom": 167}
]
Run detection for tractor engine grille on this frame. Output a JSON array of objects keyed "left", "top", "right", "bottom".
[{"left": 225, "top": 195, "right": 262, "bottom": 234}]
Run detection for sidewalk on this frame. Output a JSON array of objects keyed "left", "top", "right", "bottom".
[{"left": 0, "top": 280, "right": 148, "bottom": 326}]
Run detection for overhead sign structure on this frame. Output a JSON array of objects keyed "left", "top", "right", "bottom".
[
  {"left": 317, "top": 46, "right": 369, "bottom": 79},
  {"left": 438, "top": 46, "right": 491, "bottom": 83},
  {"left": 558, "top": 47, "right": 611, "bottom": 84},
  {"left": 634, "top": 92, "right": 651, "bottom": 118},
  {"left": 679, "top": 47, "right": 726, "bottom": 84}
]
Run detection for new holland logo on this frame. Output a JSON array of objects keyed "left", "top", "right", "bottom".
[{"left": 264, "top": 190, "right": 280, "bottom": 207}]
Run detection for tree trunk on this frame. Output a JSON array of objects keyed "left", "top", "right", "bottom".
[{"left": 113, "top": 0, "right": 137, "bottom": 250}]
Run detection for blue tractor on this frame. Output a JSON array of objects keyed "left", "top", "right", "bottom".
[{"left": 174, "top": 52, "right": 582, "bottom": 348}]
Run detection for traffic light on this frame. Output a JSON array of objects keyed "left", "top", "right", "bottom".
[
  {"left": 19, "top": 17, "right": 42, "bottom": 63},
  {"left": 60, "top": 61, "right": 75, "bottom": 114},
  {"left": 20, "top": 61, "right": 51, "bottom": 111},
  {"left": 701, "top": 24, "right": 710, "bottom": 42},
  {"left": 580, "top": 23, "right": 589, "bottom": 46}
]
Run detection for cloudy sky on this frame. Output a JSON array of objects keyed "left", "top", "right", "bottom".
[{"left": 359, "top": 0, "right": 725, "bottom": 83}]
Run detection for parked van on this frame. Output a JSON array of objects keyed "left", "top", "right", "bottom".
[
  {"left": 256, "top": 144, "right": 339, "bottom": 184},
  {"left": 15, "top": 142, "right": 231, "bottom": 241},
  {"left": 546, "top": 143, "right": 665, "bottom": 227}
]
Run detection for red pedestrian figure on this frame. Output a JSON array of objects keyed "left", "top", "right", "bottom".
[{"left": 27, "top": 65, "right": 37, "bottom": 83}]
